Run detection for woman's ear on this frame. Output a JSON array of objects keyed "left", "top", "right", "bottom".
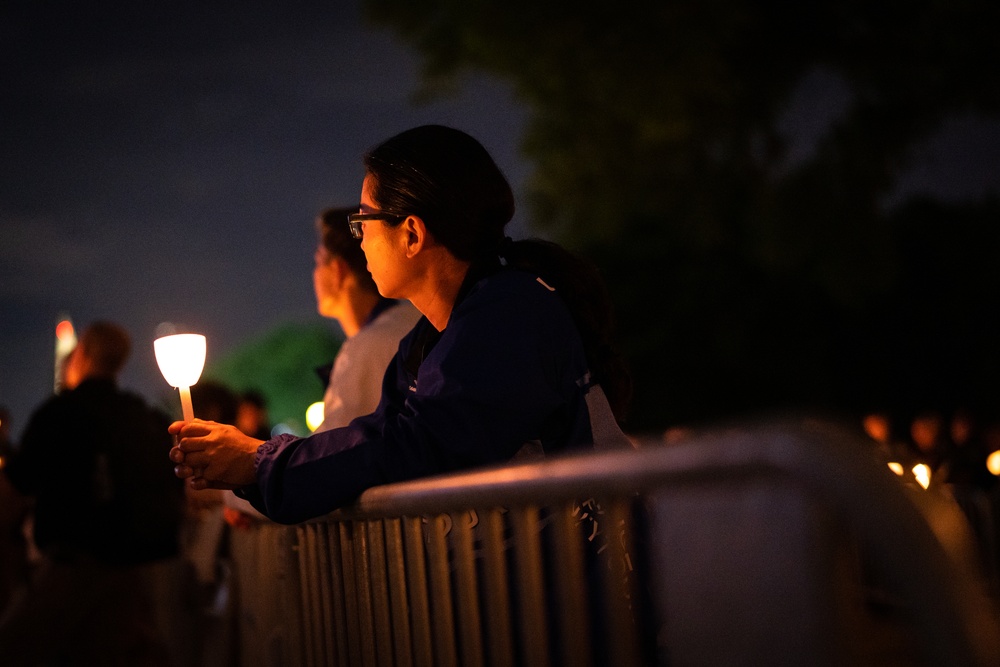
[
  {"left": 329, "top": 255, "right": 349, "bottom": 288},
  {"left": 401, "top": 215, "right": 429, "bottom": 258}
]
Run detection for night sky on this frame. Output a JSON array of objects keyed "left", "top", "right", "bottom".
[{"left": 0, "top": 3, "right": 529, "bottom": 438}]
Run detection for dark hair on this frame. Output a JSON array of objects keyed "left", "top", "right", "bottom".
[
  {"left": 363, "top": 124, "right": 515, "bottom": 262},
  {"left": 190, "top": 380, "right": 239, "bottom": 424},
  {"left": 317, "top": 207, "right": 378, "bottom": 293},
  {"left": 79, "top": 321, "right": 131, "bottom": 376},
  {"left": 240, "top": 389, "right": 268, "bottom": 409},
  {"left": 365, "top": 125, "right": 631, "bottom": 422}
]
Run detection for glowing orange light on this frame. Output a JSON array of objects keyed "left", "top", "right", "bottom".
[
  {"left": 55, "top": 319, "right": 75, "bottom": 341},
  {"left": 987, "top": 450, "right": 1000, "bottom": 476},
  {"left": 53, "top": 315, "right": 78, "bottom": 392}
]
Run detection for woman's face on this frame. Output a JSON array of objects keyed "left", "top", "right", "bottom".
[
  {"left": 359, "top": 174, "right": 408, "bottom": 298},
  {"left": 312, "top": 244, "right": 338, "bottom": 317}
]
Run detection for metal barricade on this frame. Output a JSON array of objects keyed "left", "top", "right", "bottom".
[{"left": 242, "top": 418, "right": 1000, "bottom": 666}]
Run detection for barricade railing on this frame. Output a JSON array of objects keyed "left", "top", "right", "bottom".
[{"left": 236, "top": 417, "right": 1000, "bottom": 666}]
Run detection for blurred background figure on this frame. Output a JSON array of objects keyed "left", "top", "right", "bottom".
[
  {"left": 312, "top": 206, "right": 421, "bottom": 431},
  {"left": 945, "top": 406, "right": 995, "bottom": 491},
  {"left": 862, "top": 410, "right": 896, "bottom": 458},
  {"left": 183, "top": 380, "right": 240, "bottom": 598},
  {"left": 183, "top": 379, "right": 242, "bottom": 666},
  {"left": 0, "top": 405, "right": 29, "bottom": 623},
  {"left": 0, "top": 405, "right": 12, "bottom": 462},
  {"left": 0, "top": 321, "right": 185, "bottom": 666},
  {"left": 235, "top": 389, "right": 271, "bottom": 441},
  {"left": 909, "top": 408, "right": 951, "bottom": 477},
  {"left": 941, "top": 406, "right": 1000, "bottom": 595},
  {"left": 861, "top": 409, "right": 916, "bottom": 468}
]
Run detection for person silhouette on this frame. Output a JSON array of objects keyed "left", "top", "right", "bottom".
[{"left": 0, "top": 321, "right": 185, "bottom": 665}]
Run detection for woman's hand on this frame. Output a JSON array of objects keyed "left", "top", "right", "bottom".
[{"left": 168, "top": 419, "right": 262, "bottom": 490}]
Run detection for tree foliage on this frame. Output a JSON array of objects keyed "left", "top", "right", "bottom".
[
  {"left": 364, "top": 0, "right": 1000, "bottom": 430},
  {"left": 205, "top": 322, "right": 341, "bottom": 435}
]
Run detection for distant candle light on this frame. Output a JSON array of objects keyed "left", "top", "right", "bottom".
[
  {"left": 305, "top": 401, "right": 325, "bottom": 432},
  {"left": 987, "top": 450, "right": 1000, "bottom": 476}
]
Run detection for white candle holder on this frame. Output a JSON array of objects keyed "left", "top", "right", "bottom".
[{"left": 154, "top": 333, "right": 207, "bottom": 422}]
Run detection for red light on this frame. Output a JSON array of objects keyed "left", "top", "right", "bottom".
[{"left": 56, "top": 320, "right": 75, "bottom": 341}]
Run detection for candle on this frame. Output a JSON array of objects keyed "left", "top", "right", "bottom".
[{"left": 154, "top": 333, "right": 207, "bottom": 422}]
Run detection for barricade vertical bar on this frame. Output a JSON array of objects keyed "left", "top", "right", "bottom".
[
  {"left": 452, "top": 511, "right": 484, "bottom": 667},
  {"left": 367, "top": 519, "right": 396, "bottom": 666},
  {"left": 352, "top": 520, "right": 379, "bottom": 666},
  {"left": 339, "top": 521, "right": 364, "bottom": 666},
  {"left": 481, "top": 509, "right": 514, "bottom": 667},
  {"left": 601, "top": 498, "right": 640, "bottom": 667},
  {"left": 312, "top": 525, "right": 331, "bottom": 666},
  {"left": 551, "top": 502, "right": 591, "bottom": 667},
  {"left": 316, "top": 524, "right": 333, "bottom": 666},
  {"left": 511, "top": 505, "right": 550, "bottom": 667},
  {"left": 324, "top": 521, "right": 350, "bottom": 667},
  {"left": 404, "top": 516, "right": 434, "bottom": 666},
  {"left": 426, "top": 514, "right": 458, "bottom": 666},
  {"left": 296, "top": 525, "right": 319, "bottom": 667},
  {"left": 384, "top": 518, "right": 414, "bottom": 667},
  {"left": 315, "top": 523, "right": 336, "bottom": 665},
  {"left": 281, "top": 526, "right": 306, "bottom": 667}
]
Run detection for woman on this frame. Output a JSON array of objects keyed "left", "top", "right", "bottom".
[
  {"left": 311, "top": 206, "right": 421, "bottom": 431},
  {"left": 169, "top": 125, "right": 631, "bottom": 523}
]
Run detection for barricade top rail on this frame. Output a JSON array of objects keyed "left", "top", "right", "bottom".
[{"left": 330, "top": 417, "right": 911, "bottom": 517}]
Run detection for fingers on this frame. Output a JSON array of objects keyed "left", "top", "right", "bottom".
[
  {"left": 168, "top": 418, "right": 209, "bottom": 435},
  {"left": 171, "top": 421, "right": 217, "bottom": 455},
  {"left": 177, "top": 463, "right": 209, "bottom": 489},
  {"left": 187, "top": 476, "right": 209, "bottom": 491},
  {"left": 169, "top": 423, "right": 216, "bottom": 481},
  {"left": 170, "top": 421, "right": 217, "bottom": 485},
  {"left": 167, "top": 420, "right": 256, "bottom": 489},
  {"left": 168, "top": 418, "right": 215, "bottom": 440},
  {"left": 187, "top": 476, "right": 239, "bottom": 492},
  {"left": 169, "top": 446, "right": 207, "bottom": 469},
  {"left": 171, "top": 451, "right": 205, "bottom": 478}
]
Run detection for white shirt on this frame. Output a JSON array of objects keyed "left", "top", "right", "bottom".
[{"left": 317, "top": 300, "right": 422, "bottom": 431}]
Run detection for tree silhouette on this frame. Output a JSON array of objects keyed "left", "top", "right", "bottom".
[
  {"left": 204, "top": 322, "right": 341, "bottom": 435},
  {"left": 364, "top": 0, "right": 1000, "bottom": 430}
]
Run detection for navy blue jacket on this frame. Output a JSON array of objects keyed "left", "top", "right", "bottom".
[{"left": 240, "top": 268, "right": 599, "bottom": 523}]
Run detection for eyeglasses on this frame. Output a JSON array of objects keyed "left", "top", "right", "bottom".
[{"left": 347, "top": 211, "right": 407, "bottom": 240}]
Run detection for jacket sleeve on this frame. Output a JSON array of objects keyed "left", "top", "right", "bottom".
[{"left": 242, "top": 278, "right": 590, "bottom": 524}]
